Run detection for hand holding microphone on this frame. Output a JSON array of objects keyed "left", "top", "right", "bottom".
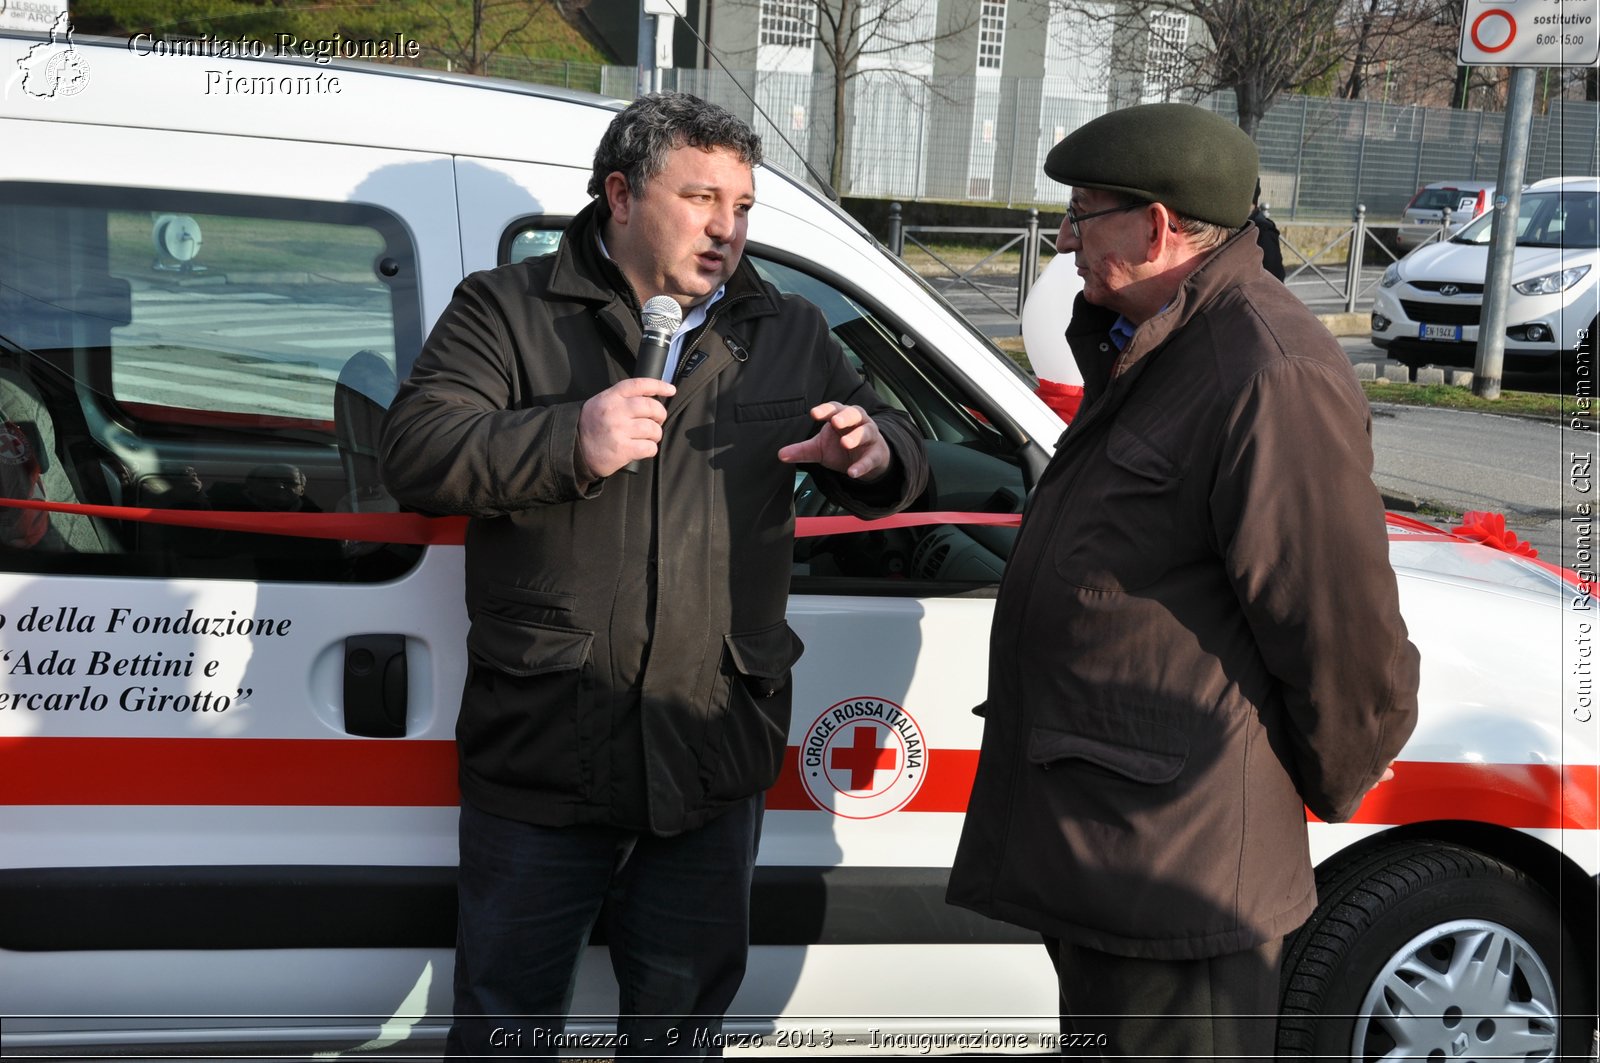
[{"left": 577, "top": 296, "right": 684, "bottom": 480}]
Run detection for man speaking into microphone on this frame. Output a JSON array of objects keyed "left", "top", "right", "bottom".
[{"left": 380, "top": 94, "right": 926, "bottom": 1058}]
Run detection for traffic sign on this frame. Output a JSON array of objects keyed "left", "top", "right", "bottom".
[{"left": 1459, "top": 0, "right": 1600, "bottom": 65}]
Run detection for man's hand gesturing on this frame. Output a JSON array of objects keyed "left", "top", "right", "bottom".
[
  {"left": 578, "top": 378, "right": 676, "bottom": 480},
  {"left": 777, "top": 402, "right": 891, "bottom": 481}
]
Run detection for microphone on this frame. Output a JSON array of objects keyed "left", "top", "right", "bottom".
[
  {"left": 625, "top": 295, "right": 684, "bottom": 473},
  {"left": 634, "top": 295, "right": 684, "bottom": 382}
]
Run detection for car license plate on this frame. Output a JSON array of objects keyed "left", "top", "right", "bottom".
[{"left": 1419, "top": 324, "right": 1461, "bottom": 341}]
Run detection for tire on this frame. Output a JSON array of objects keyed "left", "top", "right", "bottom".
[{"left": 1277, "top": 840, "right": 1593, "bottom": 1061}]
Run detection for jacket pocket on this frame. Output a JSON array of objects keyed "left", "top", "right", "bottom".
[
  {"left": 459, "top": 611, "right": 597, "bottom": 802},
  {"left": 467, "top": 610, "right": 593, "bottom": 677},
  {"left": 1027, "top": 712, "right": 1187, "bottom": 784},
  {"left": 736, "top": 396, "right": 808, "bottom": 423},
  {"left": 708, "top": 620, "right": 806, "bottom": 800},
  {"left": 1052, "top": 421, "right": 1183, "bottom": 592},
  {"left": 723, "top": 620, "right": 806, "bottom": 698}
]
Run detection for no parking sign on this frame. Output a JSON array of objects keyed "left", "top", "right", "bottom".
[{"left": 1459, "top": 0, "right": 1600, "bottom": 66}]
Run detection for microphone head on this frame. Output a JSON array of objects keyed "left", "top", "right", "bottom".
[{"left": 641, "top": 295, "right": 684, "bottom": 338}]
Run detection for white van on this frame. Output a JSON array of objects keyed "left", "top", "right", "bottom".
[{"left": 1, "top": 29, "right": 1595, "bottom": 1060}]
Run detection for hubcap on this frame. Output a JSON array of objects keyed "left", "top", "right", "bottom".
[{"left": 1353, "top": 919, "right": 1559, "bottom": 1062}]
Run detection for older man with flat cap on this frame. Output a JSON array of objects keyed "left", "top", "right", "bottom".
[{"left": 947, "top": 103, "right": 1420, "bottom": 1059}]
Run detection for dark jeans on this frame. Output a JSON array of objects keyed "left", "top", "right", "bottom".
[
  {"left": 446, "top": 795, "right": 763, "bottom": 1060},
  {"left": 1042, "top": 934, "right": 1285, "bottom": 1061}
]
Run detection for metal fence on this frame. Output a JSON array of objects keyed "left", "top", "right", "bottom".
[
  {"left": 1251, "top": 96, "right": 1600, "bottom": 219},
  {"left": 887, "top": 205, "right": 1053, "bottom": 318},
  {"left": 463, "top": 54, "right": 1600, "bottom": 220},
  {"left": 885, "top": 207, "right": 1403, "bottom": 328}
]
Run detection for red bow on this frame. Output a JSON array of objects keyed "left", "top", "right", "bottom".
[{"left": 1452, "top": 511, "right": 1537, "bottom": 558}]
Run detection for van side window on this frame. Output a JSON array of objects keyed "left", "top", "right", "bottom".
[
  {"left": 502, "top": 219, "right": 1021, "bottom": 595},
  {"left": 0, "top": 184, "right": 422, "bottom": 580}
]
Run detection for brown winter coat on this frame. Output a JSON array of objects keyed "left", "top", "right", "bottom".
[{"left": 946, "top": 229, "right": 1420, "bottom": 959}]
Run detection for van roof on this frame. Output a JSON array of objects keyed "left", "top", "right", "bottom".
[{"left": 1, "top": 28, "right": 866, "bottom": 242}]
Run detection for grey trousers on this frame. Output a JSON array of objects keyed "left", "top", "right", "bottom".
[{"left": 1041, "top": 934, "right": 1285, "bottom": 1061}]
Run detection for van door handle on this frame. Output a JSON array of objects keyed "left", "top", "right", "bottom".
[{"left": 344, "top": 634, "right": 408, "bottom": 737}]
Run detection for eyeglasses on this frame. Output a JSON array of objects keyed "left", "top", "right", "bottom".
[{"left": 1064, "top": 201, "right": 1145, "bottom": 240}]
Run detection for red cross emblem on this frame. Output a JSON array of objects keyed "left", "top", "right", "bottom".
[{"left": 830, "top": 725, "right": 900, "bottom": 791}]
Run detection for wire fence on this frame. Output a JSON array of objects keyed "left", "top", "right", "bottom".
[{"left": 454, "top": 54, "right": 1600, "bottom": 221}]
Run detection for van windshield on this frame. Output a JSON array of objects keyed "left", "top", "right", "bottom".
[{"left": 1451, "top": 191, "right": 1600, "bottom": 249}]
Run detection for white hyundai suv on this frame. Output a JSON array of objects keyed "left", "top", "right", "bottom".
[{"left": 1372, "top": 176, "right": 1599, "bottom": 370}]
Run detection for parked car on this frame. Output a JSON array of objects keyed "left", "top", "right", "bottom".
[
  {"left": 0, "top": 30, "right": 1595, "bottom": 1061},
  {"left": 1373, "top": 176, "right": 1599, "bottom": 370},
  {"left": 1394, "top": 180, "right": 1496, "bottom": 251}
]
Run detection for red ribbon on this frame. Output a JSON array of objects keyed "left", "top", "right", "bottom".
[
  {"left": 1034, "top": 378, "right": 1083, "bottom": 422},
  {"left": 0, "top": 497, "right": 1020, "bottom": 545}
]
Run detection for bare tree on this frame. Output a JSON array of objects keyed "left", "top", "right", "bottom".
[
  {"left": 1050, "top": 0, "right": 1347, "bottom": 137},
  {"left": 725, "top": 0, "right": 975, "bottom": 192},
  {"left": 1335, "top": 0, "right": 1494, "bottom": 109},
  {"left": 418, "top": 0, "right": 590, "bottom": 76}
]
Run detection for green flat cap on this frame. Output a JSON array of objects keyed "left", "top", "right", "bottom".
[{"left": 1045, "top": 103, "right": 1259, "bottom": 228}]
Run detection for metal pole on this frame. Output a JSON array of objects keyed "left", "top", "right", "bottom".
[
  {"left": 1345, "top": 204, "right": 1366, "bottom": 314},
  {"left": 1019, "top": 208, "right": 1040, "bottom": 313},
  {"left": 1351, "top": 100, "right": 1371, "bottom": 215},
  {"left": 1471, "top": 110, "right": 1485, "bottom": 181},
  {"left": 1292, "top": 98, "right": 1306, "bottom": 220},
  {"left": 1007, "top": 79, "right": 1022, "bottom": 208},
  {"left": 636, "top": 4, "right": 656, "bottom": 99},
  {"left": 888, "top": 202, "right": 903, "bottom": 257},
  {"left": 1412, "top": 107, "right": 1427, "bottom": 194},
  {"left": 1474, "top": 67, "right": 1538, "bottom": 400},
  {"left": 913, "top": 95, "right": 926, "bottom": 197}
]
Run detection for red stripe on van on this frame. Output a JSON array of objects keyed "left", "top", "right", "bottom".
[
  {"left": 0, "top": 737, "right": 1593, "bottom": 829},
  {"left": 0, "top": 736, "right": 461, "bottom": 807},
  {"left": 1316, "top": 761, "right": 1598, "bottom": 831}
]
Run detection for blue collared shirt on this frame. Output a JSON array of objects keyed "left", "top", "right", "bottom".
[{"left": 1109, "top": 314, "right": 1137, "bottom": 352}]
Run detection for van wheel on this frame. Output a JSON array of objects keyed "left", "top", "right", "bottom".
[{"left": 1277, "top": 841, "right": 1590, "bottom": 1061}]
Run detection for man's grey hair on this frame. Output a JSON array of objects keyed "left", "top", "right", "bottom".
[
  {"left": 1106, "top": 192, "right": 1234, "bottom": 252},
  {"left": 588, "top": 93, "right": 763, "bottom": 199},
  {"left": 1171, "top": 214, "right": 1234, "bottom": 251}
]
